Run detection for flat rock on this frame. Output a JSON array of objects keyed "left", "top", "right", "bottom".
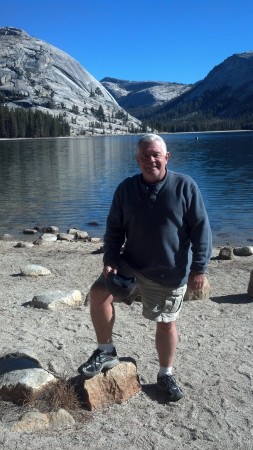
[
  {"left": 31, "top": 289, "right": 83, "bottom": 310},
  {"left": 57, "top": 233, "right": 75, "bottom": 241},
  {"left": 8, "top": 408, "right": 75, "bottom": 432},
  {"left": 23, "top": 228, "right": 38, "bottom": 235},
  {"left": 20, "top": 264, "right": 51, "bottom": 276},
  {"left": 83, "top": 361, "right": 141, "bottom": 411}
]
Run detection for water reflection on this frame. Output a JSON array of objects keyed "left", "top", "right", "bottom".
[{"left": 0, "top": 132, "right": 252, "bottom": 245}]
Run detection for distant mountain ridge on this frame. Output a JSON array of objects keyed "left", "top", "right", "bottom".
[
  {"left": 101, "top": 77, "right": 191, "bottom": 116},
  {"left": 1, "top": 26, "right": 252, "bottom": 134},
  {"left": 101, "top": 53, "right": 253, "bottom": 129},
  {"left": 0, "top": 27, "right": 141, "bottom": 135}
]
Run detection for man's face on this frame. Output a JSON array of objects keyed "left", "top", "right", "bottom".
[{"left": 136, "top": 141, "right": 170, "bottom": 183}]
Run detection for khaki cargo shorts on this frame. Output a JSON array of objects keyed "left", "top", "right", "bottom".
[{"left": 93, "top": 258, "right": 187, "bottom": 323}]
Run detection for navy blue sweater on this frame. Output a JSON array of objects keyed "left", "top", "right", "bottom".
[{"left": 103, "top": 170, "right": 212, "bottom": 288}]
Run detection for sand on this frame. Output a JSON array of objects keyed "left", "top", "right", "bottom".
[{"left": 0, "top": 238, "right": 252, "bottom": 450}]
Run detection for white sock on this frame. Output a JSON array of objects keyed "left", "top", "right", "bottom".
[
  {"left": 158, "top": 366, "right": 173, "bottom": 377},
  {"left": 98, "top": 343, "right": 114, "bottom": 353}
]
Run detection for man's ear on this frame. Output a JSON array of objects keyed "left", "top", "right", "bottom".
[{"left": 166, "top": 152, "right": 170, "bottom": 162}]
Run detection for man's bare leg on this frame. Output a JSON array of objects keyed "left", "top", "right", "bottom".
[
  {"left": 155, "top": 321, "right": 178, "bottom": 368},
  {"left": 90, "top": 284, "right": 115, "bottom": 344}
]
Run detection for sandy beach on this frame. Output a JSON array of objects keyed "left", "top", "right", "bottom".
[{"left": 0, "top": 237, "right": 252, "bottom": 449}]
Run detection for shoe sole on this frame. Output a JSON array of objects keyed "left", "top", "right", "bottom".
[
  {"left": 78, "top": 358, "right": 120, "bottom": 378},
  {"left": 157, "top": 384, "right": 183, "bottom": 402}
]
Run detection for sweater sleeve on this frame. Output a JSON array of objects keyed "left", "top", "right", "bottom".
[
  {"left": 185, "top": 180, "right": 212, "bottom": 273},
  {"left": 103, "top": 184, "right": 126, "bottom": 267}
]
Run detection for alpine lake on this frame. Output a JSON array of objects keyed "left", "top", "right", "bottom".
[{"left": 0, "top": 131, "right": 253, "bottom": 247}]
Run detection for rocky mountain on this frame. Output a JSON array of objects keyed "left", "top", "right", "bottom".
[
  {"left": 101, "top": 53, "right": 253, "bottom": 128},
  {"left": 140, "top": 52, "right": 253, "bottom": 122},
  {"left": 0, "top": 27, "right": 141, "bottom": 135},
  {"left": 101, "top": 77, "right": 191, "bottom": 117}
]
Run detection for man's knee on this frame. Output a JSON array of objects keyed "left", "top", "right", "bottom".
[
  {"left": 157, "top": 320, "right": 176, "bottom": 333},
  {"left": 90, "top": 282, "right": 112, "bottom": 304}
]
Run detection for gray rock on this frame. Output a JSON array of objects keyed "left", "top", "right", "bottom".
[
  {"left": 233, "top": 246, "right": 253, "bottom": 256},
  {"left": 31, "top": 289, "right": 83, "bottom": 310},
  {"left": 23, "top": 228, "right": 38, "bottom": 235},
  {"left": 20, "top": 264, "right": 51, "bottom": 276},
  {"left": 0, "top": 368, "right": 56, "bottom": 403},
  {"left": 57, "top": 233, "right": 75, "bottom": 241},
  {"left": 218, "top": 247, "right": 234, "bottom": 260},
  {"left": 7, "top": 409, "right": 75, "bottom": 432},
  {"left": 76, "top": 230, "right": 89, "bottom": 239},
  {"left": 40, "top": 233, "right": 58, "bottom": 242},
  {"left": 42, "top": 226, "right": 59, "bottom": 234}
]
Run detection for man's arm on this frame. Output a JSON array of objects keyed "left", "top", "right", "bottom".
[{"left": 103, "top": 184, "right": 126, "bottom": 269}]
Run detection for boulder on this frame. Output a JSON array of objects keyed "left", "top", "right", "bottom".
[
  {"left": 31, "top": 289, "right": 83, "bottom": 310},
  {"left": 8, "top": 408, "right": 75, "bottom": 432},
  {"left": 184, "top": 276, "right": 210, "bottom": 301},
  {"left": 82, "top": 361, "right": 141, "bottom": 411},
  {"left": 233, "top": 246, "right": 253, "bottom": 256},
  {"left": 20, "top": 264, "right": 51, "bottom": 276},
  {"left": 218, "top": 247, "right": 234, "bottom": 260},
  {"left": 0, "top": 368, "right": 56, "bottom": 403}
]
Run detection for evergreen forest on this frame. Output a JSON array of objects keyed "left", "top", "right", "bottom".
[{"left": 0, "top": 105, "right": 70, "bottom": 138}]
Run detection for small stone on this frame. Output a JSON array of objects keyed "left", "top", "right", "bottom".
[
  {"left": 57, "top": 233, "right": 75, "bottom": 241},
  {"left": 48, "top": 409, "right": 75, "bottom": 428},
  {"left": 76, "top": 230, "right": 89, "bottom": 239},
  {"left": 42, "top": 226, "right": 59, "bottom": 234},
  {"left": 8, "top": 411, "right": 50, "bottom": 432},
  {"left": 67, "top": 228, "right": 79, "bottom": 236},
  {"left": 233, "top": 246, "right": 253, "bottom": 256},
  {"left": 23, "top": 229, "right": 38, "bottom": 235},
  {"left": 40, "top": 233, "right": 57, "bottom": 242},
  {"left": 8, "top": 408, "right": 75, "bottom": 432},
  {"left": 218, "top": 247, "right": 234, "bottom": 260},
  {"left": 31, "top": 289, "right": 83, "bottom": 310},
  {"left": 20, "top": 264, "right": 51, "bottom": 276},
  {"left": 89, "top": 237, "right": 101, "bottom": 243}
]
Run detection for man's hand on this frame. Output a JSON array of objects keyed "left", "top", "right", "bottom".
[
  {"left": 103, "top": 265, "right": 118, "bottom": 277},
  {"left": 188, "top": 272, "right": 205, "bottom": 290}
]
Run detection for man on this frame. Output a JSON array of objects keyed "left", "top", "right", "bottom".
[{"left": 78, "top": 133, "right": 212, "bottom": 402}]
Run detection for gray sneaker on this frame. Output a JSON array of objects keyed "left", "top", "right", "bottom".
[
  {"left": 78, "top": 348, "right": 119, "bottom": 378},
  {"left": 157, "top": 374, "right": 183, "bottom": 402}
]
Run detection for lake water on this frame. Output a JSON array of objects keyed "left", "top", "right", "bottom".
[{"left": 0, "top": 131, "right": 253, "bottom": 246}]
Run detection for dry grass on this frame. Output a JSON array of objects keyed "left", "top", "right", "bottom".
[{"left": 24, "top": 374, "right": 82, "bottom": 413}]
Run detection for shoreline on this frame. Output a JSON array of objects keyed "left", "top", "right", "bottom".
[
  {"left": 0, "top": 238, "right": 252, "bottom": 448},
  {"left": 1, "top": 228, "right": 252, "bottom": 250},
  {"left": 0, "top": 129, "right": 252, "bottom": 141}
]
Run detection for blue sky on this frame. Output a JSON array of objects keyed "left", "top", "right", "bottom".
[{"left": 1, "top": 0, "right": 253, "bottom": 84}]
